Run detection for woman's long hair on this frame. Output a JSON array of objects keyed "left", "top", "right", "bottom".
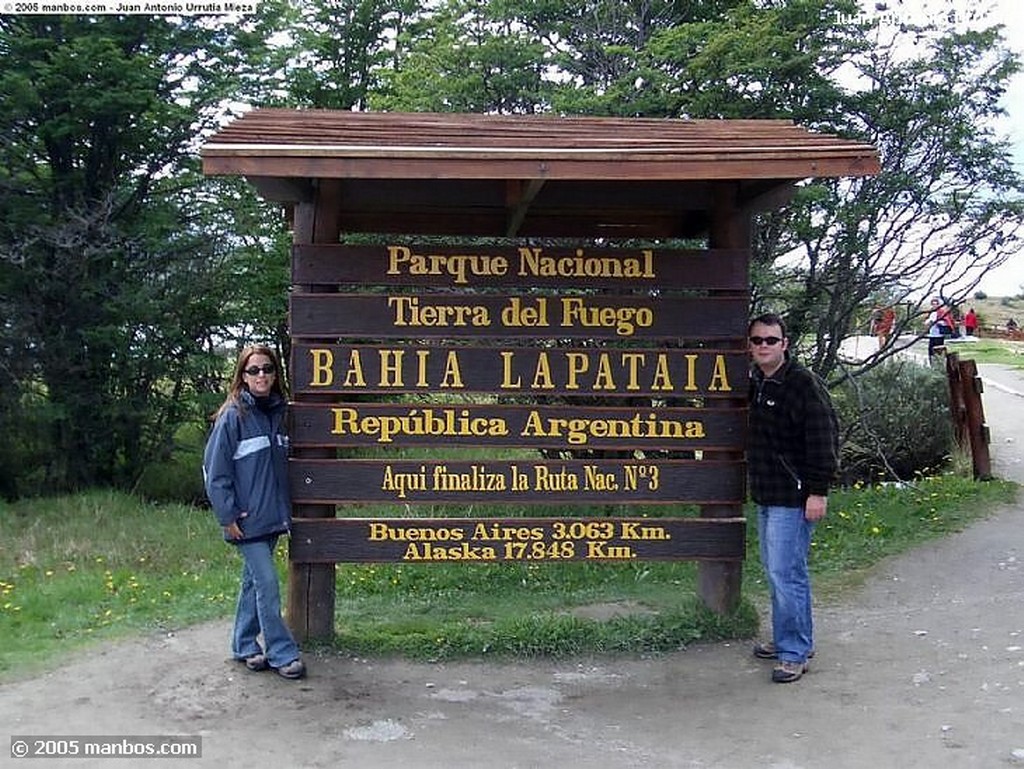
[{"left": 213, "top": 344, "right": 286, "bottom": 420}]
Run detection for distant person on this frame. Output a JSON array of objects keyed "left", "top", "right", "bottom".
[
  {"left": 1008, "top": 318, "right": 1019, "bottom": 332},
  {"left": 926, "top": 298, "right": 949, "bottom": 361},
  {"left": 874, "top": 305, "right": 896, "bottom": 348},
  {"left": 203, "top": 344, "right": 306, "bottom": 680},
  {"left": 747, "top": 313, "right": 839, "bottom": 684},
  {"left": 964, "top": 308, "right": 978, "bottom": 337}
]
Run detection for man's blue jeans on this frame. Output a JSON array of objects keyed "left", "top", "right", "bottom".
[
  {"left": 232, "top": 537, "right": 300, "bottom": 668},
  {"left": 757, "top": 505, "right": 815, "bottom": 663}
]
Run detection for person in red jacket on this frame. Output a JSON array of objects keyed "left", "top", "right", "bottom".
[
  {"left": 872, "top": 306, "right": 896, "bottom": 348},
  {"left": 964, "top": 308, "right": 978, "bottom": 337}
]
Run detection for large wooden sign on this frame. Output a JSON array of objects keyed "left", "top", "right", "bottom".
[{"left": 288, "top": 243, "right": 749, "bottom": 564}]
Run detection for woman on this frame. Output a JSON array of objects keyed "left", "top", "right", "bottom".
[
  {"left": 203, "top": 345, "right": 306, "bottom": 680},
  {"left": 925, "top": 298, "right": 948, "bottom": 361}
]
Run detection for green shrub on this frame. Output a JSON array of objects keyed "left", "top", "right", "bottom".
[
  {"left": 832, "top": 361, "right": 953, "bottom": 485},
  {"left": 133, "top": 423, "right": 208, "bottom": 504}
]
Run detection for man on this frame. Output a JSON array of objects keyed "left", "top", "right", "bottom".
[{"left": 747, "top": 313, "right": 839, "bottom": 683}]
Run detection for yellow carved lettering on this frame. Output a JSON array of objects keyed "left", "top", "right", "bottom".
[
  {"left": 309, "top": 348, "right": 334, "bottom": 387},
  {"left": 341, "top": 349, "right": 365, "bottom": 387},
  {"left": 651, "top": 354, "right": 673, "bottom": 391},
  {"left": 379, "top": 350, "right": 404, "bottom": 387},
  {"left": 439, "top": 350, "right": 464, "bottom": 388},
  {"left": 531, "top": 352, "right": 555, "bottom": 390},
  {"left": 500, "top": 351, "right": 521, "bottom": 389},
  {"left": 708, "top": 354, "right": 732, "bottom": 391}
]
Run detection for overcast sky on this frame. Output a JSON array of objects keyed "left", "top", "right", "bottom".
[
  {"left": 893, "top": 0, "right": 1024, "bottom": 295},
  {"left": 977, "top": 0, "right": 1024, "bottom": 295}
]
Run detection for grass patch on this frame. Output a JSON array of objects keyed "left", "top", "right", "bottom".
[
  {"left": 806, "top": 474, "right": 1019, "bottom": 597},
  {"left": 331, "top": 560, "right": 758, "bottom": 659},
  {"left": 0, "top": 490, "right": 239, "bottom": 679},
  {"left": 947, "top": 338, "right": 1024, "bottom": 368},
  {"left": 0, "top": 475, "right": 1017, "bottom": 677}
]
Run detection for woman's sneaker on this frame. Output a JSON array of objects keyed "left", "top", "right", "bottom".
[
  {"left": 276, "top": 659, "right": 306, "bottom": 680},
  {"left": 242, "top": 653, "right": 268, "bottom": 672}
]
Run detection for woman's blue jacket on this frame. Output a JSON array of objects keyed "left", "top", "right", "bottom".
[{"left": 202, "top": 390, "right": 291, "bottom": 542}]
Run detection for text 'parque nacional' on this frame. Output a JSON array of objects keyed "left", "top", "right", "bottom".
[{"left": 385, "top": 245, "right": 656, "bottom": 285}]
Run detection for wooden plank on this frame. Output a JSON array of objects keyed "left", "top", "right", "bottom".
[
  {"left": 292, "top": 244, "right": 749, "bottom": 290},
  {"left": 329, "top": 209, "right": 701, "bottom": 239},
  {"left": 201, "top": 111, "right": 878, "bottom": 159},
  {"left": 289, "top": 458, "right": 745, "bottom": 504},
  {"left": 290, "top": 343, "right": 748, "bottom": 398},
  {"left": 289, "top": 293, "right": 748, "bottom": 340},
  {"left": 289, "top": 516, "right": 747, "bottom": 563},
  {"left": 203, "top": 153, "right": 879, "bottom": 182},
  {"left": 289, "top": 401, "right": 747, "bottom": 451}
]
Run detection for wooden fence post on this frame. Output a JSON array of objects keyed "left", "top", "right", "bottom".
[
  {"left": 959, "top": 358, "right": 992, "bottom": 480},
  {"left": 945, "top": 353, "right": 968, "bottom": 447},
  {"left": 945, "top": 352, "right": 992, "bottom": 481}
]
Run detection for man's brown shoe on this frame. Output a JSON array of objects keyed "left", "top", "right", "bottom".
[{"left": 753, "top": 642, "right": 815, "bottom": 660}]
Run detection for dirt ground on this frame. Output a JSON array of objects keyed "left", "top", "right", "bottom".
[{"left": 3, "top": 362, "right": 1024, "bottom": 769}]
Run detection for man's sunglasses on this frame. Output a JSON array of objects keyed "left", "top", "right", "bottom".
[
  {"left": 244, "top": 364, "right": 276, "bottom": 376},
  {"left": 749, "top": 336, "right": 782, "bottom": 346}
]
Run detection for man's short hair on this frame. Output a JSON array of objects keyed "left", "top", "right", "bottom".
[{"left": 748, "top": 312, "right": 787, "bottom": 339}]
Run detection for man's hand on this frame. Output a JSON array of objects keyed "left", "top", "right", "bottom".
[{"left": 805, "top": 494, "right": 828, "bottom": 522}]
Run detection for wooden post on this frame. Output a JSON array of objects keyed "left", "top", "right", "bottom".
[
  {"left": 958, "top": 358, "right": 992, "bottom": 480},
  {"left": 286, "top": 180, "right": 342, "bottom": 642},
  {"left": 697, "top": 182, "right": 749, "bottom": 615},
  {"left": 945, "top": 352, "right": 968, "bottom": 447}
]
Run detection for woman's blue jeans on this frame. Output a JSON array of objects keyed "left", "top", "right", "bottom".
[
  {"left": 232, "top": 537, "right": 300, "bottom": 668},
  {"left": 757, "top": 505, "right": 816, "bottom": 663}
]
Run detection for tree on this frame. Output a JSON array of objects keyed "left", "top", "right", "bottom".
[
  {"left": 0, "top": 16, "right": 276, "bottom": 494},
  {"left": 371, "top": 0, "right": 552, "bottom": 113},
  {"left": 245, "top": 0, "right": 422, "bottom": 111},
  {"left": 749, "top": 20, "right": 1023, "bottom": 380}
]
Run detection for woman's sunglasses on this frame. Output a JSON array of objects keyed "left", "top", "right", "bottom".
[{"left": 244, "top": 363, "right": 276, "bottom": 376}]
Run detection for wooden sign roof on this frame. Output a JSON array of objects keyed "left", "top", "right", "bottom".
[{"left": 201, "top": 109, "right": 879, "bottom": 239}]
